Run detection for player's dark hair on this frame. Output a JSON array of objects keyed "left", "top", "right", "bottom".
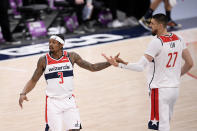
[
  {"left": 152, "top": 13, "right": 168, "bottom": 27},
  {"left": 56, "top": 34, "right": 65, "bottom": 41}
]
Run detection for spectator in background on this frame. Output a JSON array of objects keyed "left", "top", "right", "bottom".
[
  {"left": 81, "top": 0, "right": 96, "bottom": 32},
  {"left": 22, "top": 0, "right": 48, "bottom": 5},
  {"left": 118, "top": 0, "right": 150, "bottom": 20},
  {"left": 96, "top": 0, "right": 149, "bottom": 28},
  {"left": 103, "top": 0, "right": 124, "bottom": 28},
  {"left": 0, "top": 0, "right": 21, "bottom": 45},
  {"left": 70, "top": 0, "right": 95, "bottom": 34},
  {"left": 139, "top": 0, "right": 182, "bottom": 31}
]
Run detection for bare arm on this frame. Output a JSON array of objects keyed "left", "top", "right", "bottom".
[
  {"left": 19, "top": 56, "right": 46, "bottom": 108},
  {"left": 181, "top": 48, "right": 193, "bottom": 76},
  {"left": 69, "top": 52, "right": 111, "bottom": 72}
]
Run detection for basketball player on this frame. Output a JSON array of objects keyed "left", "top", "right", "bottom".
[
  {"left": 18, "top": 34, "right": 111, "bottom": 131},
  {"left": 103, "top": 14, "right": 193, "bottom": 131}
]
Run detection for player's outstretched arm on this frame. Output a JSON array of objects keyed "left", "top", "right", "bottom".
[
  {"left": 69, "top": 52, "right": 111, "bottom": 72},
  {"left": 19, "top": 56, "right": 46, "bottom": 108}
]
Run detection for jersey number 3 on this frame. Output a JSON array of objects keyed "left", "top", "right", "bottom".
[
  {"left": 58, "top": 72, "right": 64, "bottom": 84},
  {"left": 166, "top": 52, "right": 178, "bottom": 68}
]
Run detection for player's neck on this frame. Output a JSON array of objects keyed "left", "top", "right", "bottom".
[
  {"left": 157, "top": 28, "right": 168, "bottom": 37},
  {"left": 51, "top": 50, "right": 63, "bottom": 59}
]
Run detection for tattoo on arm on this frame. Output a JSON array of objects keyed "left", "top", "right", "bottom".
[
  {"left": 69, "top": 52, "right": 111, "bottom": 72},
  {"left": 31, "top": 56, "right": 46, "bottom": 82}
]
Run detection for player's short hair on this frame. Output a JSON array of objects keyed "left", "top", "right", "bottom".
[
  {"left": 152, "top": 13, "right": 168, "bottom": 27},
  {"left": 56, "top": 34, "right": 65, "bottom": 42}
]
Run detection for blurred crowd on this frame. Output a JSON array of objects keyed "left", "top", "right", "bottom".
[{"left": 0, "top": 0, "right": 181, "bottom": 45}]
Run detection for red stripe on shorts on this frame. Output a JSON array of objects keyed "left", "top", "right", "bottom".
[
  {"left": 45, "top": 96, "right": 48, "bottom": 123},
  {"left": 150, "top": 88, "right": 159, "bottom": 121}
]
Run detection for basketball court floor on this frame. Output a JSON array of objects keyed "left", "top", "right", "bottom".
[{"left": 0, "top": 26, "right": 197, "bottom": 131}]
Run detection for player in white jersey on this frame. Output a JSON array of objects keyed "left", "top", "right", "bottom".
[
  {"left": 19, "top": 34, "right": 112, "bottom": 131},
  {"left": 102, "top": 14, "right": 193, "bottom": 131}
]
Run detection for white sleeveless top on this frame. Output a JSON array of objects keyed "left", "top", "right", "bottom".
[
  {"left": 145, "top": 33, "right": 186, "bottom": 89},
  {"left": 44, "top": 51, "right": 74, "bottom": 98}
]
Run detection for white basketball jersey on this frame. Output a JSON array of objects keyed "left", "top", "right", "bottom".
[
  {"left": 44, "top": 51, "right": 74, "bottom": 98},
  {"left": 146, "top": 33, "right": 186, "bottom": 89}
]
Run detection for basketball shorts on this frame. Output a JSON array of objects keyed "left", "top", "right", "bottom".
[
  {"left": 148, "top": 88, "right": 179, "bottom": 131},
  {"left": 45, "top": 95, "right": 82, "bottom": 131}
]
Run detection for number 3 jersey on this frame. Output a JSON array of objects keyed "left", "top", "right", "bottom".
[
  {"left": 145, "top": 33, "right": 187, "bottom": 89},
  {"left": 44, "top": 51, "right": 74, "bottom": 98}
]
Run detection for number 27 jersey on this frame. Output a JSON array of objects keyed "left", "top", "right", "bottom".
[
  {"left": 145, "top": 33, "right": 186, "bottom": 88},
  {"left": 44, "top": 51, "right": 74, "bottom": 98}
]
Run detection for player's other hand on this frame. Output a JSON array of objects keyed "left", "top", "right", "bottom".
[
  {"left": 114, "top": 53, "right": 128, "bottom": 65},
  {"left": 114, "top": 53, "right": 123, "bottom": 63},
  {"left": 102, "top": 53, "right": 118, "bottom": 67},
  {"left": 19, "top": 94, "right": 29, "bottom": 109}
]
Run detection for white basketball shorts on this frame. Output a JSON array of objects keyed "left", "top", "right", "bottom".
[
  {"left": 45, "top": 95, "right": 81, "bottom": 131},
  {"left": 148, "top": 88, "right": 179, "bottom": 131}
]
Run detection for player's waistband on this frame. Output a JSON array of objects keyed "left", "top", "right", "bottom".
[{"left": 46, "top": 94, "right": 75, "bottom": 100}]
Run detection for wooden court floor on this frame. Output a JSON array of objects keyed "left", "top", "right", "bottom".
[{"left": 0, "top": 28, "right": 197, "bottom": 131}]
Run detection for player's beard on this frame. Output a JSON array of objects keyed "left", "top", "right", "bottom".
[
  {"left": 49, "top": 48, "right": 54, "bottom": 53},
  {"left": 49, "top": 45, "right": 55, "bottom": 53},
  {"left": 151, "top": 29, "right": 157, "bottom": 36}
]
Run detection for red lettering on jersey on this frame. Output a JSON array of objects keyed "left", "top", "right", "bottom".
[
  {"left": 166, "top": 53, "right": 173, "bottom": 68},
  {"left": 172, "top": 52, "right": 178, "bottom": 67},
  {"left": 58, "top": 72, "right": 64, "bottom": 84},
  {"left": 166, "top": 52, "right": 178, "bottom": 68}
]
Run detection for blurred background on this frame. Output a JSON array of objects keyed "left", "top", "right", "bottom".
[{"left": 0, "top": 0, "right": 196, "bottom": 50}]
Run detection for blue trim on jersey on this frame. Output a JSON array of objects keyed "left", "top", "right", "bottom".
[
  {"left": 44, "top": 70, "right": 73, "bottom": 80},
  {"left": 148, "top": 60, "right": 155, "bottom": 91}
]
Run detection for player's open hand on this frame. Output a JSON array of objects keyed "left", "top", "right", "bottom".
[
  {"left": 114, "top": 53, "right": 128, "bottom": 65},
  {"left": 102, "top": 53, "right": 118, "bottom": 67},
  {"left": 114, "top": 53, "right": 123, "bottom": 63},
  {"left": 19, "top": 94, "right": 29, "bottom": 109}
]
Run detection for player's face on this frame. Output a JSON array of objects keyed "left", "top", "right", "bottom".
[
  {"left": 150, "top": 19, "right": 159, "bottom": 36},
  {"left": 49, "top": 39, "right": 63, "bottom": 53}
]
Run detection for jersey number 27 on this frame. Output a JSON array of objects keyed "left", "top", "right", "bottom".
[{"left": 166, "top": 52, "right": 178, "bottom": 68}]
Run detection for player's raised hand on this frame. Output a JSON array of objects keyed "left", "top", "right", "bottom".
[
  {"left": 102, "top": 53, "right": 118, "bottom": 67},
  {"left": 114, "top": 53, "right": 128, "bottom": 65},
  {"left": 114, "top": 53, "right": 123, "bottom": 63},
  {"left": 114, "top": 53, "right": 120, "bottom": 60}
]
